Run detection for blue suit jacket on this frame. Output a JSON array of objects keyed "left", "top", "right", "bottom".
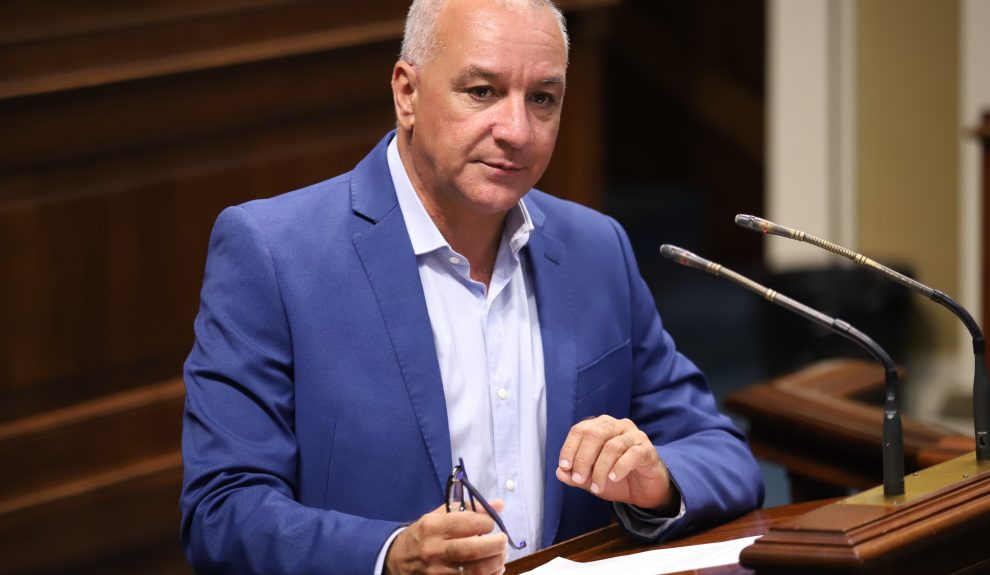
[{"left": 180, "top": 133, "right": 763, "bottom": 574}]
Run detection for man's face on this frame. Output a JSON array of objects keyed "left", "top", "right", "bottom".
[{"left": 397, "top": 0, "right": 567, "bottom": 219}]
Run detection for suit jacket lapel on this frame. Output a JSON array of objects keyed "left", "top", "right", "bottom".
[
  {"left": 524, "top": 197, "right": 577, "bottom": 548},
  {"left": 350, "top": 134, "right": 452, "bottom": 495}
]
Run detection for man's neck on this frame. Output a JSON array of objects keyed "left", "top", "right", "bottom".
[{"left": 422, "top": 202, "right": 504, "bottom": 288}]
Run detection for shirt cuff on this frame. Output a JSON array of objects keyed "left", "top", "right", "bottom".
[
  {"left": 374, "top": 526, "right": 406, "bottom": 575},
  {"left": 613, "top": 497, "right": 687, "bottom": 542}
]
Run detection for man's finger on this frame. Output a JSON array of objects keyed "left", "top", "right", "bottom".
[
  {"left": 488, "top": 498, "right": 505, "bottom": 514},
  {"left": 590, "top": 433, "right": 635, "bottom": 493},
  {"left": 444, "top": 532, "right": 508, "bottom": 563},
  {"left": 555, "top": 464, "right": 578, "bottom": 487},
  {"left": 439, "top": 508, "right": 498, "bottom": 539},
  {"left": 568, "top": 416, "right": 621, "bottom": 486},
  {"left": 460, "top": 546, "right": 509, "bottom": 575},
  {"left": 609, "top": 443, "right": 662, "bottom": 484},
  {"left": 557, "top": 425, "right": 585, "bottom": 471}
]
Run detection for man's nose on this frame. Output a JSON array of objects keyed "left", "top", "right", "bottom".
[{"left": 491, "top": 96, "right": 532, "bottom": 149}]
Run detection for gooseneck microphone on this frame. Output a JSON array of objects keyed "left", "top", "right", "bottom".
[
  {"left": 660, "top": 244, "right": 906, "bottom": 496},
  {"left": 736, "top": 214, "right": 990, "bottom": 461}
]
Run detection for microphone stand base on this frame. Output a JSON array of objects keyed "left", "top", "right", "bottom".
[{"left": 740, "top": 452, "right": 990, "bottom": 573}]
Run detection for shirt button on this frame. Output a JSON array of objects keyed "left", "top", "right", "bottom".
[
  {"left": 497, "top": 388, "right": 508, "bottom": 400},
  {"left": 449, "top": 256, "right": 461, "bottom": 265},
  {"left": 505, "top": 479, "right": 516, "bottom": 492}
]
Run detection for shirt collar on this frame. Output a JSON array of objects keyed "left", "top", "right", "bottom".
[{"left": 387, "top": 135, "right": 534, "bottom": 258}]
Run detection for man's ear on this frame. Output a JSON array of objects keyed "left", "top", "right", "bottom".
[{"left": 391, "top": 61, "right": 418, "bottom": 131}]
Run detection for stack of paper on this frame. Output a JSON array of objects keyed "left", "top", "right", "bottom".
[{"left": 521, "top": 535, "right": 760, "bottom": 575}]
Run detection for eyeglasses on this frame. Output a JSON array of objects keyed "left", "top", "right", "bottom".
[{"left": 446, "top": 457, "right": 527, "bottom": 550}]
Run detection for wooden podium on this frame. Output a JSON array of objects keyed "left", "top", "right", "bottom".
[
  {"left": 506, "top": 456, "right": 990, "bottom": 574},
  {"left": 505, "top": 499, "right": 835, "bottom": 575},
  {"left": 506, "top": 357, "right": 990, "bottom": 573},
  {"left": 723, "top": 360, "right": 990, "bottom": 573},
  {"left": 740, "top": 453, "right": 990, "bottom": 573}
]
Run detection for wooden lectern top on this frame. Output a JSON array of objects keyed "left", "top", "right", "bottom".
[
  {"left": 504, "top": 499, "right": 834, "bottom": 575},
  {"left": 509, "top": 453, "right": 990, "bottom": 574}
]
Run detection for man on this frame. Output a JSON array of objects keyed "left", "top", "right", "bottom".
[{"left": 180, "top": 0, "right": 764, "bottom": 574}]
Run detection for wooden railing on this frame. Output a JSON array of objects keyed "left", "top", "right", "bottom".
[{"left": 726, "top": 359, "right": 972, "bottom": 501}]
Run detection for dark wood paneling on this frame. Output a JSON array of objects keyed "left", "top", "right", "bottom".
[
  {"left": 0, "top": 42, "right": 398, "bottom": 175},
  {"left": 1, "top": 80, "right": 395, "bottom": 406},
  {"left": 0, "top": 1, "right": 407, "bottom": 99},
  {"left": 537, "top": 7, "right": 611, "bottom": 211},
  {"left": 0, "top": 380, "right": 183, "bottom": 501},
  {"left": 0, "top": 455, "right": 186, "bottom": 575},
  {"left": 603, "top": 0, "right": 764, "bottom": 266}
]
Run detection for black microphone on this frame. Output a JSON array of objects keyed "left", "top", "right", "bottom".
[
  {"left": 736, "top": 214, "right": 990, "bottom": 461},
  {"left": 660, "top": 244, "right": 906, "bottom": 496}
]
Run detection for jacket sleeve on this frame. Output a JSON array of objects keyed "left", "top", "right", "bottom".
[
  {"left": 180, "top": 206, "right": 401, "bottom": 574},
  {"left": 608, "top": 218, "right": 764, "bottom": 541}
]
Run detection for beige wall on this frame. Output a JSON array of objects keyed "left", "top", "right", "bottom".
[
  {"left": 856, "top": 0, "right": 960, "bottom": 355},
  {"left": 766, "top": 0, "right": 859, "bottom": 269}
]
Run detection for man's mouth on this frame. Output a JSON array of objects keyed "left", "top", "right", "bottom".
[{"left": 478, "top": 160, "right": 524, "bottom": 172}]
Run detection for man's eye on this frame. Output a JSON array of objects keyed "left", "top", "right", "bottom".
[
  {"left": 467, "top": 86, "right": 494, "bottom": 99},
  {"left": 532, "top": 92, "right": 555, "bottom": 106}
]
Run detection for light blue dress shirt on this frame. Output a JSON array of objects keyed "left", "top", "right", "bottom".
[{"left": 379, "top": 136, "right": 547, "bottom": 566}]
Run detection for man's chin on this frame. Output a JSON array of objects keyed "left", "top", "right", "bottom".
[
  {"left": 441, "top": 176, "right": 536, "bottom": 217},
  {"left": 470, "top": 188, "right": 532, "bottom": 215}
]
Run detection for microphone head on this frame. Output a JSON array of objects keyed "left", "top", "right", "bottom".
[
  {"left": 660, "top": 244, "right": 696, "bottom": 262},
  {"left": 735, "top": 214, "right": 789, "bottom": 237},
  {"left": 659, "top": 244, "right": 679, "bottom": 260},
  {"left": 734, "top": 214, "right": 767, "bottom": 232},
  {"left": 659, "top": 244, "right": 713, "bottom": 272}
]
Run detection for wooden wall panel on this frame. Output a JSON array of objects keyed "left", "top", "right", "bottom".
[
  {"left": 0, "top": 455, "right": 187, "bottom": 575},
  {"left": 0, "top": 380, "right": 183, "bottom": 501},
  {"left": 0, "top": 49, "right": 398, "bottom": 413},
  {"left": 0, "top": 0, "right": 407, "bottom": 99},
  {"left": 0, "top": 2, "right": 601, "bottom": 414}
]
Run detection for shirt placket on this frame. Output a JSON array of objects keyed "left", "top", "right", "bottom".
[{"left": 484, "top": 289, "right": 527, "bottom": 553}]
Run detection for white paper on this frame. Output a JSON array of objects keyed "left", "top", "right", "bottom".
[{"left": 521, "top": 535, "right": 760, "bottom": 575}]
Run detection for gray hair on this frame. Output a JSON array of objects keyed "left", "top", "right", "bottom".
[{"left": 400, "top": 0, "right": 570, "bottom": 66}]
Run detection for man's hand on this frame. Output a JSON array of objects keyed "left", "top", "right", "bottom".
[
  {"left": 385, "top": 501, "right": 508, "bottom": 575},
  {"left": 556, "top": 415, "right": 676, "bottom": 512}
]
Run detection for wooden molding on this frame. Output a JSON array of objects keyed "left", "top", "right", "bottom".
[
  {"left": 0, "top": 378, "right": 183, "bottom": 501},
  {"left": 0, "top": 0, "right": 618, "bottom": 100},
  {"left": 741, "top": 453, "right": 990, "bottom": 573},
  {"left": 0, "top": 453, "right": 185, "bottom": 575}
]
